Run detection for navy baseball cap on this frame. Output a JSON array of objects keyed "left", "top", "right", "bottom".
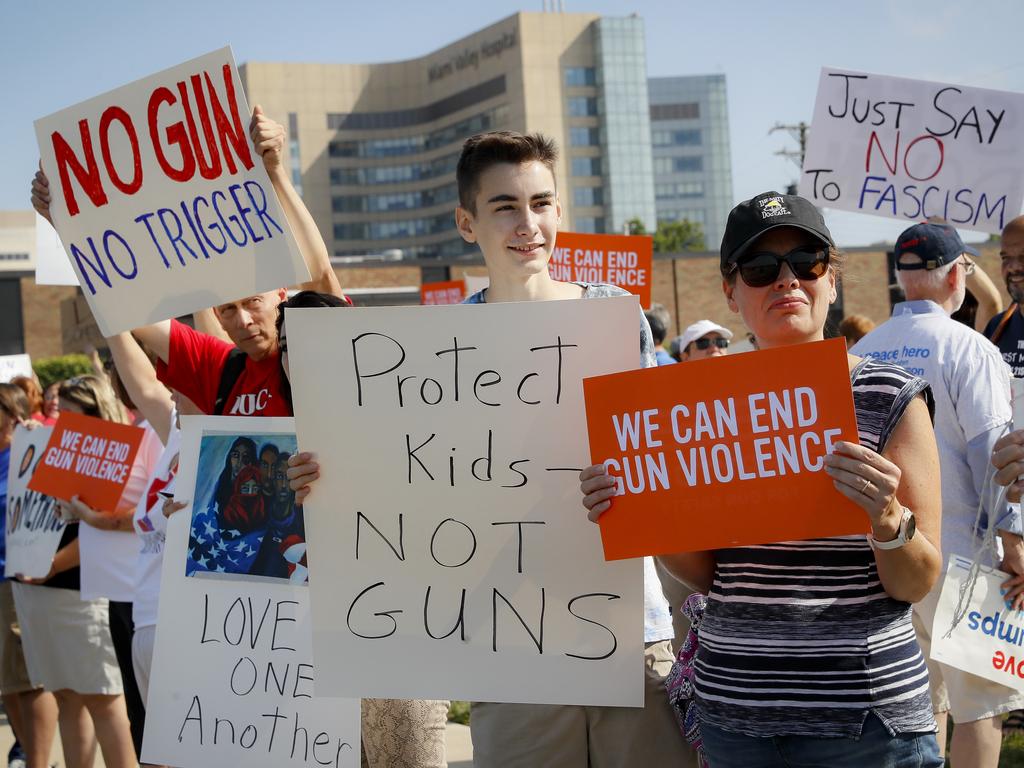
[
  {"left": 894, "top": 223, "right": 978, "bottom": 271},
  {"left": 720, "top": 191, "right": 835, "bottom": 274}
]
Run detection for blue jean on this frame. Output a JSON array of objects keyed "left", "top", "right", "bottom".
[{"left": 700, "top": 714, "right": 942, "bottom": 768}]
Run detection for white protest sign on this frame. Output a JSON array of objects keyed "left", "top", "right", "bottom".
[
  {"left": 931, "top": 555, "right": 1024, "bottom": 691},
  {"left": 34, "top": 47, "right": 309, "bottom": 336},
  {"left": 34, "top": 214, "right": 78, "bottom": 286},
  {"left": 288, "top": 297, "right": 645, "bottom": 705},
  {"left": 4, "top": 426, "right": 65, "bottom": 579},
  {"left": 0, "top": 355, "right": 32, "bottom": 384},
  {"left": 143, "top": 416, "right": 359, "bottom": 768},
  {"left": 800, "top": 68, "right": 1024, "bottom": 234}
]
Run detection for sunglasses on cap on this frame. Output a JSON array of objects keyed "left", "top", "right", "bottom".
[
  {"left": 694, "top": 337, "right": 729, "bottom": 350},
  {"left": 731, "top": 247, "right": 830, "bottom": 288}
]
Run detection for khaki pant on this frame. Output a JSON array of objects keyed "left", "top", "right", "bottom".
[
  {"left": 0, "top": 581, "right": 39, "bottom": 695},
  {"left": 470, "top": 640, "right": 697, "bottom": 768},
  {"left": 360, "top": 698, "right": 450, "bottom": 768}
]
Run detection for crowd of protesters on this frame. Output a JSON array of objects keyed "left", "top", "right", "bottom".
[{"left": 1, "top": 99, "right": 1022, "bottom": 768}]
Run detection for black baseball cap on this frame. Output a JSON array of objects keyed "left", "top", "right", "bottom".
[
  {"left": 893, "top": 222, "right": 978, "bottom": 271},
  {"left": 720, "top": 191, "right": 835, "bottom": 274}
]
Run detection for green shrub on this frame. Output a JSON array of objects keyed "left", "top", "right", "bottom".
[
  {"left": 33, "top": 354, "right": 94, "bottom": 389},
  {"left": 447, "top": 701, "right": 470, "bottom": 725}
]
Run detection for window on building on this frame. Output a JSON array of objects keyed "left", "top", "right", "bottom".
[
  {"left": 569, "top": 127, "right": 600, "bottom": 147},
  {"left": 571, "top": 157, "right": 602, "bottom": 177},
  {"left": 568, "top": 97, "right": 598, "bottom": 117},
  {"left": 565, "top": 67, "right": 597, "bottom": 87},
  {"left": 573, "top": 187, "right": 604, "bottom": 207},
  {"left": 674, "top": 157, "right": 703, "bottom": 173},
  {"left": 574, "top": 217, "right": 606, "bottom": 233},
  {"left": 652, "top": 129, "right": 702, "bottom": 147},
  {"left": 649, "top": 102, "right": 700, "bottom": 120},
  {"left": 655, "top": 181, "right": 705, "bottom": 199}
]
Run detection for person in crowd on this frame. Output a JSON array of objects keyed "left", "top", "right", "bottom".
[
  {"left": 40, "top": 384, "right": 59, "bottom": 426},
  {"left": 103, "top": 331, "right": 202, "bottom": 768},
  {"left": 260, "top": 289, "right": 453, "bottom": 767},
  {"left": 837, "top": 314, "right": 875, "bottom": 349},
  {"left": 582, "top": 191, "right": 944, "bottom": 768},
  {"left": 854, "top": 222, "right": 1023, "bottom": 767},
  {"left": 454, "top": 131, "right": 687, "bottom": 767},
  {"left": 645, "top": 304, "right": 676, "bottom": 365},
  {"left": 9, "top": 377, "right": 46, "bottom": 426},
  {"left": 55, "top": 375, "right": 162, "bottom": 761},
  {"left": 31, "top": 107, "right": 344, "bottom": 418},
  {"left": 13, "top": 384, "right": 137, "bottom": 768},
  {"left": 0, "top": 384, "right": 57, "bottom": 768},
  {"left": 673, "top": 319, "right": 732, "bottom": 362},
  {"left": 984, "top": 215, "right": 1024, "bottom": 376}
]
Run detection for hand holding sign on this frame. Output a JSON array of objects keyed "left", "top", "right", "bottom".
[
  {"left": 824, "top": 441, "right": 904, "bottom": 540},
  {"left": 583, "top": 338, "right": 864, "bottom": 559}
]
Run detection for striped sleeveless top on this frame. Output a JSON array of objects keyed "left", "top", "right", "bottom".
[{"left": 695, "top": 359, "right": 936, "bottom": 738}]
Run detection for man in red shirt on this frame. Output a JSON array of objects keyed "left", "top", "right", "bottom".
[{"left": 33, "top": 107, "right": 343, "bottom": 417}]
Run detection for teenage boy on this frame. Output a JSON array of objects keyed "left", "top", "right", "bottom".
[
  {"left": 31, "top": 106, "right": 343, "bottom": 418},
  {"left": 456, "top": 131, "right": 692, "bottom": 767}
]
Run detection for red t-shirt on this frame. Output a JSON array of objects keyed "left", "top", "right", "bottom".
[{"left": 157, "top": 320, "right": 292, "bottom": 417}]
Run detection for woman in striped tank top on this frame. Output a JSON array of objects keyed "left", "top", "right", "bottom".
[{"left": 581, "top": 192, "right": 944, "bottom": 767}]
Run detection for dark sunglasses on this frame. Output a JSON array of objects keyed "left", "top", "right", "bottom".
[
  {"left": 694, "top": 337, "right": 729, "bottom": 350},
  {"left": 732, "top": 247, "right": 830, "bottom": 287}
]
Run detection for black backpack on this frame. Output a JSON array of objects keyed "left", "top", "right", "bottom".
[{"left": 212, "top": 348, "right": 249, "bottom": 415}]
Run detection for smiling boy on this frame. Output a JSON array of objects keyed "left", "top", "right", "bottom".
[{"left": 456, "top": 131, "right": 692, "bottom": 767}]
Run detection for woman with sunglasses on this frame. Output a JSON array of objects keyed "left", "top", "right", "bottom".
[
  {"left": 581, "top": 191, "right": 944, "bottom": 767},
  {"left": 673, "top": 320, "right": 733, "bottom": 362}
]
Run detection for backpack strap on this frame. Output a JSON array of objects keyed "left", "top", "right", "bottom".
[
  {"left": 213, "top": 348, "right": 249, "bottom": 415},
  {"left": 989, "top": 304, "right": 1018, "bottom": 345}
]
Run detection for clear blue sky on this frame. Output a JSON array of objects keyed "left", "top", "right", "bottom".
[{"left": 4, "top": 0, "right": 1022, "bottom": 246}]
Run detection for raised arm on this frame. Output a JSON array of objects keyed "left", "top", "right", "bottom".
[
  {"left": 250, "top": 105, "right": 344, "bottom": 298},
  {"left": 106, "top": 332, "right": 174, "bottom": 444},
  {"left": 966, "top": 255, "right": 1003, "bottom": 332}
]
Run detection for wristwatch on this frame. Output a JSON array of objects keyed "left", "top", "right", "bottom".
[{"left": 868, "top": 507, "right": 916, "bottom": 550}]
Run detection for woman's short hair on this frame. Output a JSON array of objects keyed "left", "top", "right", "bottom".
[
  {"left": 58, "top": 375, "right": 129, "bottom": 424},
  {"left": 0, "top": 383, "right": 31, "bottom": 422},
  {"left": 10, "top": 376, "right": 42, "bottom": 415},
  {"left": 838, "top": 314, "right": 876, "bottom": 346}
]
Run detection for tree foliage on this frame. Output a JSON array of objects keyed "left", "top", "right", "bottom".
[
  {"left": 625, "top": 218, "right": 705, "bottom": 252},
  {"left": 33, "top": 354, "right": 93, "bottom": 389}
]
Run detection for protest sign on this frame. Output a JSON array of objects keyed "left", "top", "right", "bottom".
[
  {"left": 931, "top": 555, "right": 1024, "bottom": 692},
  {"left": 288, "top": 297, "right": 645, "bottom": 705},
  {"left": 584, "top": 337, "right": 863, "bottom": 560},
  {"left": 34, "top": 214, "right": 78, "bottom": 286},
  {"left": 549, "top": 232, "right": 653, "bottom": 308},
  {"left": 27, "top": 411, "right": 144, "bottom": 510},
  {"left": 34, "top": 47, "right": 309, "bottom": 336},
  {"left": 800, "top": 68, "right": 1024, "bottom": 234},
  {"left": 143, "top": 416, "right": 359, "bottom": 768},
  {"left": 420, "top": 279, "right": 466, "bottom": 305},
  {"left": 0, "top": 355, "right": 33, "bottom": 384},
  {"left": 4, "top": 426, "right": 65, "bottom": 579}
]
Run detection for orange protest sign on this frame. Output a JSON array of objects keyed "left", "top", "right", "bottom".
[
  {"left": 550, "top": 232, "right": 653, "bottom": 307},
  {"left": 583, "top": 338, "right": 865, "bottom": 560},
  {"left": 420, "top": 280, "right": 467, "bottom": 305},
  {"left": 27, "top": 411, "right": 144, "bottom": 511}
]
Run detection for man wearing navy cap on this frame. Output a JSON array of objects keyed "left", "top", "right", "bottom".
[{"left": 853, "top": 222, "right": 1024, "bottom": 768}]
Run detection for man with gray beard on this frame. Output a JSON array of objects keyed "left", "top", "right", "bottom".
[{"left": 983, "top": 216, "right": 1024, "bottom": 376}]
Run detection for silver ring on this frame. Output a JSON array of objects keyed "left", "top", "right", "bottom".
[{"left": 860, "top": 478, "right": 872, "bottom": 495}]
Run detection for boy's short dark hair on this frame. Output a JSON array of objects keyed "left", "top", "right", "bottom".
[{"left": 457, "top": 131, "right": 558, "bottom": 214}]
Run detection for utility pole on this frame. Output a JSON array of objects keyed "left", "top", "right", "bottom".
[{"left": 769, "top": 121, "right": 809, "bottom": 195}]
